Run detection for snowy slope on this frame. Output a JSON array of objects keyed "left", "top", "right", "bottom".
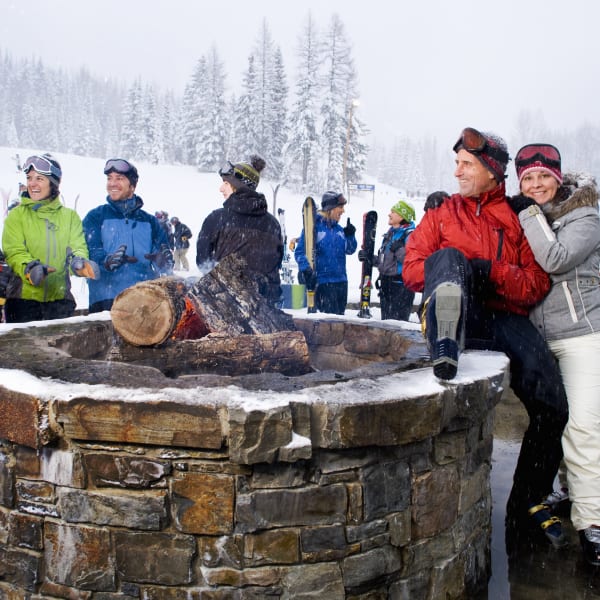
[{"left": 0, "top": 146, "right": 425, "bottom": 311}]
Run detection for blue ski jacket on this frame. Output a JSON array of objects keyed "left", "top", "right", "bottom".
[
  {"left": 82, "top": 195, "right": 170, "bottom": 307},
  {"left": 295, "top": 213, "right": 357, "bottom": 284}
]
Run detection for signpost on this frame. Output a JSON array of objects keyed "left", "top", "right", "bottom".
[{"left": 348, "top": 183, "right": 376, "bottom": 206}]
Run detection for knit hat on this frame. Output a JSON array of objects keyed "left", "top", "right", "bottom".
[
  {"left": 321, "top": 191, "right": 347, "bottom": 211},
  {"left": 515, "top": 143, "right": 563, "bottom": 185},
  {"left": 453, "top": 127, "right": 509, "bottom": 183},
  {"left": 391, "top": 200, "right": 415, "bottom": 222},
  {"left": 219, "top": 155, "right": 266, "bottom": 190}
]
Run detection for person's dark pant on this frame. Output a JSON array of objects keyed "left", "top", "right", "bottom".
[
  {"left": 89, "top": 299, "right": 114, "bottom": 314},
  {"left": 316, "top": 282, "right": 348, "bottom": 315},
  {"left": 422, "top": 248, "right": 568, "bottom": 517},
  {"left": 378, "top": 276, "right": 415, "bottom": 321},
  {"left": 5, "top": 298, "right": 76, "bottom": 323}
]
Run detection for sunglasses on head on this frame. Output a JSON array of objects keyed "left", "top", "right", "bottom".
[
  {"left": 453, "top": 127, "right": 509, "bottom": 164},
  {"left": 104, "top": 158, "right": 134, "bottom": 175},
  {"left": 23, "top": 155, "right": 62, "bottom": 180},
  {"left": 515, "top": 144, "right": 561, "bottom": 170}
]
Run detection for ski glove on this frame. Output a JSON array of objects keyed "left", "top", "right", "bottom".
[
  {"left": 70, "top": 256, "right": 100, "bottom": 279},
  {"left": 507, "top": 194, "right": 536, "bottom": 215},
  {"left": 357, "top": 249, "right": 373, "bottom": 268},
  {"left": 343, "top": 219, "right": 356, "bottom": 237},
  {"left": 145, "top": 244, "right": 174, "bottom": 271},
  {"left": 301, "top": 267, "right": 317, "bottom": 289},
  {"left": 104, "top": 244, "right": 135, "bottom": 271},
  {"left": 25, "top": 260, "right": 56, "bottom": 287}
]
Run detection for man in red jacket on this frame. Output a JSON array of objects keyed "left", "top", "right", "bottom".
[{"left": 404, "top": 127, "right": 568, "bottom": 551}]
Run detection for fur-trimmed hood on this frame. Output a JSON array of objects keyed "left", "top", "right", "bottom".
[{"left": 542, "top": 171, "right": 599, "bottom": 222}]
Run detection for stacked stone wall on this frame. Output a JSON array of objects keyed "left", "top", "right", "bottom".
[{"left": 0, "top": 317, "right": 507, "bottom": 599}]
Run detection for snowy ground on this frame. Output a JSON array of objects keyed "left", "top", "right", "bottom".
[{"left": 0, "top": 145, "right": 426, "bottom": 315}]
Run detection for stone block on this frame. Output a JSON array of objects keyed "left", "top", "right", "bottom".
[
  {"left": 428, "top": 552, "right": 465, "bottom": 599},
  {"left": 278, "top": 432, "right": 312, "bottom": 462},
  {"left": 434, "top": 431, "right": 467, "bottom": 465},
  {"left": 39, "top": 580, "right": 93, "bottom": 599},
  {"left": 388, "top": 510, "right": 411, "bottom": 547},
  {"left": 58, "top": 488, "right": 167, "bottom": 529},
  {"left": 16, "top": 479, "right": 55, "bottom": 503},
  {"left": 362, "top": 461, "right": 410, "bottom": 520},
  {"left": 114, "top": 531, "right": 196, "bottom": 585},
  {"left": 346, "top": 519, "right": 387, "bottom": 544},
  {"left": 342, "top": 546, "right": 402, "bottom": 588},
  {"left": 459, "top": 464, "right": 490, "bottom": 515},
  {"left": 281, "top": 563, "right": 345, "bottom": 598},
  {"left": 57, "top": 397, "right": 223, "bottom": 449},
  {"left": 243, "top": 528, "right": 299, "bottom": 566},
  {"left": 412, "top": 466, "right": 459, "bottom": 539},
  {"left": 8, "top": 512, "right": 44, "bottom": 550},
  {"left": 84, "top": 453, "right": 171, "bottom": 488},
  {"left": 0, "top": 450, "right": 15, "bottom": 508},
  {"left": 201, "top": 565, "right": 282, "bottom": 588},
  {"left": 248, "top": 461, "right": 307, "bottom": 490},
  {"left": 301, "top": 524, "right": 346, "bottom": 552},
  {"left": 172, "top": 472, "right": 234, "bottom": 535},
  {"left": 44, "top": 521, "right": 115, "bottom": 591},
  {"left": 347, "top": 481, "right": 363, "bottom": 524},
  {"left": 235, "top": 484, "right": 347, "bottom": 533},
  {"left": 14, "top": 445, "right": 40, "bottom": 478},
  {"left": 228, "top": 404, "right": 293, "bottom": 465},
  {"left": 198, "top": 534, "right": 244, "bottom": 568},
  {"left": 0, "top": 387, "right": 55, "bottom": 448},
  {"left": 0, "top": 546, "right": 41, "bottom": 591},
  {"left": 39, "top": 446, "right": 86, "bottom": 488}
]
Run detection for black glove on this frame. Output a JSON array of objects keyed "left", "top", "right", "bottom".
[
  {"left": 66, "top": 247, "right": 100, "bottom": 279},
  {"left": 145, "top": 244, "right": 174, "bottom": 271},
  {"left": 301, "top": 267, "right": 317, "bottom": 289},
  {"left": 0, "top": 261, "right": 13, "bottom": 295},
  {"left": 357, "top": 249, "right": 370, "bottom": 262},
  {"left": 343, "top": 218, "right": 356, "bottom": 237},
  {"left": 25, "top": 260, "right": 56, "bottom": 286},
  {"left": 507, "top": 194, "right": 536, "bottom": 215},
  {"left": 470, "top": 258, "right": 492, "bottom": 295},
  {"left": 104, "top": 244, "right": 136, "bottom": 271}
]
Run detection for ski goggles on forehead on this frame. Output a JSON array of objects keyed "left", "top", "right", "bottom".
[
  {"left": 515, "top": 144, "right": 561, "bottom": 169},
  {"left": 453, "top": 127, "right": 509, "bottom": 164},
  {"left": 23, "top": 155, "right": 62, "bottom": 179},
  {"left": 104, "top": 158, "right": 134, "bottom": 175},
  {"left": 218, "top": 161, "right": 243, "bottom": 180}
]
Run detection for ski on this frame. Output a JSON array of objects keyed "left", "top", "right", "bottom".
[
  {"left": 277, "top": 208, "right": 294, "bottom": 285},
  {"left": 302, "top": 196, "right": 317, "bottom": 313},
  {"left": 357, "top": 210, "right": 378, "bottom": 318}
]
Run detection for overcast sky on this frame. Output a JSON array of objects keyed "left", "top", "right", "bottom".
[{"left": 2, "top": 0, "right": 599, "bottom": 150}]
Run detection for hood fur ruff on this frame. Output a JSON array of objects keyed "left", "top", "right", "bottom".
[{"left": 542, "top": 171, "right": 599, "bottom": 222}]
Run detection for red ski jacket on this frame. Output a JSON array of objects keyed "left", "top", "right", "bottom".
[{"left": 403, "top": 183, "right": 550, "bottom": 316}]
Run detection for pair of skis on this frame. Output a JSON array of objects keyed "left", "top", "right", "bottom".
[{"left": 301, "top": 196, "right": 377, "bottom": 317}]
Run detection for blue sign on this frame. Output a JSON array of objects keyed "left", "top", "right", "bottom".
[{"left": 348, "top": 183, "right": 375, "bottom": 191}]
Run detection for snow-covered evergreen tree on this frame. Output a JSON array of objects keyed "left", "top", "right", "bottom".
[
  {"left": 233, "top": 55, "right": 260, "bottom": 160},
  {"left": 181, "top": 57, "right": 207, "bottom": 165},
  {"left": 120, "top": 79, "right": 144, "bottom": 159}
]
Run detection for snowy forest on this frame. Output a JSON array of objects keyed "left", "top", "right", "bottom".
[{"left": 2, "top": 11, "right": 600, "bottom": 196}]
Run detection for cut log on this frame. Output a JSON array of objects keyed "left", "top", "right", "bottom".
[
  {"left": 111, "top": 253, "right": 295, "bottom": 347},
  {"left": 107, "top": 331, "right": 311, "bottom": 377}
]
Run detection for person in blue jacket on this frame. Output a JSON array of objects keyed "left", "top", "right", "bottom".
[
  {"left": 82, "top": 158, "right": 173, "bottom": 313},
  {"left": 295, "top": 191, "right": 357, "bottom": 315},
  {"left": 372, "top": 200, "right": 416, "bottom": 321}
]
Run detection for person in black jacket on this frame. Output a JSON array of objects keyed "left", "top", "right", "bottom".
[
  {"left": 196, "top": 155, "right": 283, "bottom": 305},
  {"left": 170, "top": 217, "right": 192, "bottom": 271}
]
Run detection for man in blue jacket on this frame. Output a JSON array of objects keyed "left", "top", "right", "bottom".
[
  {"left": 83, "top": 159, "right": 173, "bottom": 313},
  {"left": 294, "top": 191, "right": 357, "bottom": 315}
]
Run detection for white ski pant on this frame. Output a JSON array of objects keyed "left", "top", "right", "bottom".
[{"left": 548, "top": 331, "right": 600, "bottom": 530}]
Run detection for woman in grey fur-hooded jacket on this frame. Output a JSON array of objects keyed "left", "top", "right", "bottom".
[{"left": 510, "top": 143, "right": 600, "bottom": 567}]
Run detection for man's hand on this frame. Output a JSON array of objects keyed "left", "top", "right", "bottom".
[
  {"left": 343, "top": 218, "right": 356, "bottom": 237},
  {"left": 70, "top": 256, "right": 100, "bottom": 279},
  {"left": 301, "top": 267, "right": 317, "bottom": 289},
  {"left": 507, "top": 194, "right": 536, "bottom": 214},
  {"left": 104, "top": 244, "right": 136, "bottom": 271},
  {"left": 145, "top": 244, "right": 174, "bottom": 271},
  {"left": 25, "top": 260, "right": 56, "bottom": 286}
]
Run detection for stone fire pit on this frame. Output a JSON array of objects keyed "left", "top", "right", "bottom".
[{"left": 0, "top": 314, "right": 508, "bottom": 599}]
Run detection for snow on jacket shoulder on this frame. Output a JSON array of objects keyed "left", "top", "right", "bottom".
[
  {"left": 2, "top": 196, "right": 88, "bottom": 302},
  {"left": 519, "top": 173, "right": 600, "bottom": 340},
  {"left": 403, "top": 183, "right": 550, "bottom": 316}
]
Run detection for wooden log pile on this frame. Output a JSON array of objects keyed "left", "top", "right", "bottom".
[{"left": 109, "top": 254, "right": 311, "bottom": 376}]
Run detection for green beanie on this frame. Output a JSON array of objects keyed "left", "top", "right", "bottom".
[{"left": 391, "top": 200, "right": 415, "bottom": 222}]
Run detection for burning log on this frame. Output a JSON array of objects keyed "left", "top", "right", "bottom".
[
  {"left": 109, "top": 254, "right": 310, "bottom": 376},
  {"left": 111, "top": 253, "right": 296, "bottom": 346}
]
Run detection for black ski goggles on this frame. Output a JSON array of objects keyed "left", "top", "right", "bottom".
[
  {"left": 515, "top": 144, "right": 561, "bottom": 170},
  {"left": 453, "top": 127, "right": 509, "bottom": 164},
  {"left": 104, "top": 158, "right": 135, "bottom": 175},
  {"left": 23, "top": 155, "right": 62, "bottom": 180}
]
